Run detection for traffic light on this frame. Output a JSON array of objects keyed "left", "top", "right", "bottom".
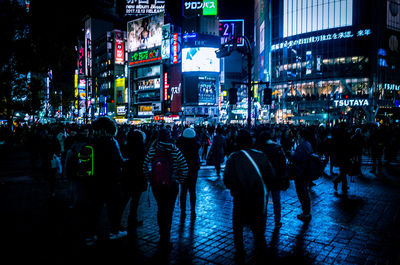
[
  {"left": 229, "top": 87, "right": 237, "bottom": 105},
  {"left": 263, "top": 88, "right": 272, "bottom": 105}
]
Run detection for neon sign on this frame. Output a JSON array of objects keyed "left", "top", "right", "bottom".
[
  {"left": 272, "top": 29, "right": 371, "bottom": 51},
  {"left": 164, "top": 72, "right": 169, "bottom": 101},
  {"left": 333, "top": 99, "right": 370, "bottom": 107},
  {"left": 219, "top": 19, "right": 244, "bottom": 46},
  {"left": 129, "top": 47, "right": 161, "bottom": 66},
  {"left": 183, "top": 0, "right": 217, "bottom": 16}
]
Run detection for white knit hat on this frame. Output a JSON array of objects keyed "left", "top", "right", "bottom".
[{"left": 183, "top": 128, "right": 196, "bottom": 138}]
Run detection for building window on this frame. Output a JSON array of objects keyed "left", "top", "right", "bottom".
[{"left": 283, "top": 0, "right": 353, "bottom": 38}]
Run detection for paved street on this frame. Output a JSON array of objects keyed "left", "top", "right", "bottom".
[{"left": 1, "top": 145, "right": 400, "bottom": 265}]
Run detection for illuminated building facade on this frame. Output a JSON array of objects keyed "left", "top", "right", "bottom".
[{"left": 256, "top": 0, "right": 400, "bottom": 125}]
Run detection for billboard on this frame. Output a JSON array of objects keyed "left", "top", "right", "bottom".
[
  {"left": 182, "top": 47, "right": 220, "bottom": 72},
  {"left": 183, "top": 0, "right": 217, "bottom": 16},
  {"left": 161, "top": 24, "right": 171, "bottom": 60},
  {"left": 283, "top": 0, "right": 352, "bottom": 38},
  {"left": 170, "top": 64, "right": 182, "bottom": 113},
  {"left": 127, "top": 13, "right": 163, "bottom": 52},
  {"left": 115, "top": 78, "right": 125, "bottom": 104},
  {"left": 78, "top": 47, "right": 84, "bottom": 75},
  {"left": 198, "top": 76, "right": 217, "bottom": 105},
  {"left": 126, "top": 0, "right": 165, "bottom": 15},
  {"left": 128, "top": 46, "right": 161, "bottom": 65},
  {"left": 171, "top": 32, "right": 181, "bottom": 64},
  {"left": 114, "top": 30, "right": 124, "bottom": 64},
  {"left": 219, "top": 19, "right": 244, "bottom": 46}
]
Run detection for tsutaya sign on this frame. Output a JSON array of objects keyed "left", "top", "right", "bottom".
[
  {"left": 379, "top": 83, "right": 400, "bottom": 91},
  {"left": 333, "top": 99, "right": 370, "bottom": 107},
  {"left": 271, "top": 29, "right": 371, "bottom": 51}
]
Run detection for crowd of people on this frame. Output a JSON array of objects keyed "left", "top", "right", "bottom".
[{"left": 2, "top": 119, "right": 400, "bottom": 262}]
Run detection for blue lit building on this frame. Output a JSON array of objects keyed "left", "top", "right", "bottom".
[{"left": 256, "top": 0, "right": 400, "bottom": 125}]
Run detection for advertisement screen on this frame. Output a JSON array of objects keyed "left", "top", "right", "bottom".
[
  {"left": 115, "top": 78, "right": 125, "bottom": 104},
  {"left": 126, "top": 0, "right": 165, "bottom": 15},
  {"left": 283, "top": 0, "right": 352, "bottom": 37},
  {"left": 198, "top": 76, "right": 217, "bottom": 105},
  {"left": 182, "top": 47, "right": 220, "bottom": 72},
  {"left": 169, "top": 64, "right": 182, "bottom": 113},
  {"left": 219, "top": 19, "right": 244, "bottom": 46},
  {"left": 114, "top": 31, "right": 124, "bottom": 64},
  {"left": 127, "top": 13, "right": 163, "bottom": 52}
]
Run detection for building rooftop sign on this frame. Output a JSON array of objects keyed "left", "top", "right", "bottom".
[
  {"left": 272, "top": 29, "right": 371, "bottom": 51},
  {"left": 183, "top": 0, "right": 217, "bottom": 16},
  {"left": 126, "top": 0, "right": 165, "bottom": 15}
]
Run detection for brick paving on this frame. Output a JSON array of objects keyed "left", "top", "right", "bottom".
[{"left": 1, "top": 146, "right": 400, "bottom": 264}]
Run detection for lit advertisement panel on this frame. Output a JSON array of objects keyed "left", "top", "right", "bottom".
[
  {"left": 78, "top": 47, "right": 84, "bottom": 75},
  {"left": 184, "top": 75, "right": 217, "bottom": 105},
  {"left": 219, "top": 19, "right": 244, "bottom": 46},
  {"left": 182, "top": 48, "right": 220, "bottom": 72},
  {"left": 127, "top": 13, "right": 163, "bottom": 52},
  {"left": 169, "top": 64, "right": 182, "bottom": 113},
  {"left": 128, "top": 46, "right": 161, "bottom": 65},
  {"left": 114, "top": 30, "right": 124, "bottom": 64},
  {"left": 125, "top": 0, "right": 165, "bottom": 15},
  {"left": 198, "top": 76, "right": 217, "bottom": 105},
  {"left": 171, "top": 32, "right": 182, "bottom": 64},
  {"left": 115, "top": 78, "right": 125, "bottom": 104},
  {"left": 183, "top": 0, "right": 217, "bottom": 16},
  {"left": 283, "top": 0, "right": 352, "bottom": 38}
]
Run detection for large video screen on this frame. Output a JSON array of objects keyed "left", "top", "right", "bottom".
[
  {"left": 127, "top": 13, "right": 163, "bottom": 52},
  {"left": 283, "top": 0, "right": 352, "bottom": 38},
  {"left": 182, "top": 47, "right": 220, "bottom": 72}
]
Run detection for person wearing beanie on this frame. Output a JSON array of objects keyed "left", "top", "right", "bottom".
[
  {"left": 176, "top": 127, "right": 201, "bottom": 221},
  {"left": 143, "top": 126, "right": 188, "bottom": 253}
]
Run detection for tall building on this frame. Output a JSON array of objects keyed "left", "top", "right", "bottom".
[{"left": 255, "top": 0, "right": 400, "bottom": 125}]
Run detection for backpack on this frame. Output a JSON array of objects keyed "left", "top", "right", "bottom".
[
  {"left": 151, "top": 149, "right": 174, "bottom": 187},
  {"left": 264, "top": 143, "right": 289, "bottom": 191},
  {"left": 307, "top": 153, "right": 324, "bottom": 181},
  {"left": 77, "top": 145, "right": 94, "bottom": 179}
]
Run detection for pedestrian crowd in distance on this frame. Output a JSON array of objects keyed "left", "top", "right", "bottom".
[{"left": 2, "top": 120, "right": 400, "bottom": 262}]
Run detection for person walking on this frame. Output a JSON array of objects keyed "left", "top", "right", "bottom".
[
  {"left": 291, "top": 128, "right": 313, "bottom": 222},
  {"left": 83, "top": 117, "right": 127, "bottom": 246},
  {"left": 176, "top": 127, "right": 201, "bottom": 221},
  {"left": 207, "top": 126, "right": 226, "bottom": 178},
  {"left": 143, "top": 127, "right": 188, "bottom": 253},
  {"left": 223, "top": 129, "right": 276, "bottom": 263},
  {"left": 257, "top": 130, "right": 288, "bottom": 228},
  {"left": 120, "top": 129, "right": 147, "bottom": 237},
  {"left": 333, "top": 123, "right": 351, "bottom": 192}
]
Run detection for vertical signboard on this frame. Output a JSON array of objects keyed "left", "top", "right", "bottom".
[
  {"left": 115, "top": 78, "right": 125, "bottom": 104},
  {"left": 161, "top": 24, "right": 171, "bottom": 60},
  {"left": 164, "top": 72, "right": 169, "bottom": 101},
  {"left": 170, "top": 64, "right": 182, "bottom": 113},
  {"left": 171, "top": 32, "right": 181, "bottom": 64},
  {"left": 78, "top": 47, "right": 84, "bottom": 75},
  {"left": 306, "top": 51, "right": 312, "bottom": 75},
  {"left": 115, "top": 30, "right": 124, "bottom": 64}
]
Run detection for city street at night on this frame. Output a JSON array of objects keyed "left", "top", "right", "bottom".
[
  {"left": 3, "top": 0, "right": 400, "bottom": 264},
  {"left": 2, "top": 144, "right": 400, "bottom": 265}
]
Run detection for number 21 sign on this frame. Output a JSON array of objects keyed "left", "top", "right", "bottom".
[{"left": 219, "top": 19, "right": 244, "bottom": 46}]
